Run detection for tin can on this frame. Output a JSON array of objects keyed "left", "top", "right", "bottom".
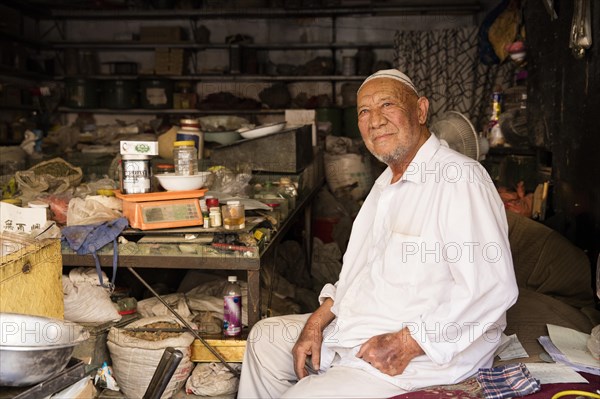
[{"left": 121, "top": 154, "right": 152, "bottom": 194}]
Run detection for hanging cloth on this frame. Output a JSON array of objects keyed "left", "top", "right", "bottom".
[{"left": 62, "top": 217, "right": 129, "bottom": 289}]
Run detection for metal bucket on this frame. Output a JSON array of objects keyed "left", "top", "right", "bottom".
[
  {"left": 64, "top": 78, "right": 99, "bottom": 108},
  {"left": 101, "top": 79, "right": 139, "bottom": 109},
  {"left": 0, "top": 312, "right": 89, "bottom": 386}
]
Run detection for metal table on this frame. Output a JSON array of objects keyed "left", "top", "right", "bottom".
[{"left": 62, "top": 156, "right": 323, "bottom": 328}]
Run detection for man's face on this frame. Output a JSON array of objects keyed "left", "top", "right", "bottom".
[{"left": 357, "top": 78, "right": 427, "bottom": 165}]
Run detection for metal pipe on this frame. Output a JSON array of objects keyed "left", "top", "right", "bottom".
[{"left": 127, "top": 267, "right": 240, "bottom": 377}]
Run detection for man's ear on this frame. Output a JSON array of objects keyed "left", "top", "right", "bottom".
[{"left": 417, "top": 97, "right": 429, "bottom": 124}]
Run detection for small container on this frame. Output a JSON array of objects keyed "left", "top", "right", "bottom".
[
  {"left": 139, "top": 78, "right": 173, "bottom": 109},
  {"left": 205, "top": 195, "right": 219, "bottom": 209},
  {"left": 173, "top": 140, "right": 198, "bottom": 176},
  {"left": 342, "top": 56, "right": 356, "bottom": 76},
  {"left": 121, "top": 154, "right": 152, "bottom": 194},
  {"left": 222, "top": 200, "right": 245, "bottom": 230},
  {"left": 209, "top": 207, "right": 222, "bottom": 227}
]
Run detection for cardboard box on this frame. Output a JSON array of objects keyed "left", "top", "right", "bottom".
[
  {"left": 120, "top": 140, "right": 159, "bottom": 156},
  {"left": 140, "top": 26, "right": 184, "bottom": 42},
  {"left": 191, "top": 337, "right": 246, "bottom": 363}
]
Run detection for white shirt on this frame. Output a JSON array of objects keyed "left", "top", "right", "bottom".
[{"left": 318, "top": 134, "right": 519, "bottom": 390}]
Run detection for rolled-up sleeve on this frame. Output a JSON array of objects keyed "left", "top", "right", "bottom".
[{"left": 318, "top": 282, "right": 338, "bottom": 304}]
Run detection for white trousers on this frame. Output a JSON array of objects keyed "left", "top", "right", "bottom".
[{"left": 237, "top": 314, "right": 407, "bottom": 399}]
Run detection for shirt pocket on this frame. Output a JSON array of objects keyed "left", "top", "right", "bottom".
[
  {"left": 382, "top": 232, "right": 424, "bottom": 286},
  {"left": 382, "top": 232, "right": 451, "bottom": 287}
]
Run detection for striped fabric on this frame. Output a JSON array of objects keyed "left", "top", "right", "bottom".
[{"left": 476, "top": 363, "right": 541, "bottom": 399}]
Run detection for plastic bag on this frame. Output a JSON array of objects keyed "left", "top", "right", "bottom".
[
  {"left": 94, "top": 363, "right": 120, "bottom": 391},
  {"left": 66, "top": 197, "right": 122, "bottom": 226},
  {"left": 208, "top": 165, "right": 252, "bottom": 196},
  {"left": 63, "top": 273, "right": 122, "bottom": 323},
  {"left": 185, "top": 363, "right": 241, "bottom": 397},
  {"left": 137, "top": 293, "right": 192, "bottom": 319},
  {"left": 15, "top": 157, "right": 82, "bottom": 198}
]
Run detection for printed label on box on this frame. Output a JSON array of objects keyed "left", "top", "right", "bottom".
[{"left": 0, "top": 202, "right": 47, "bottom": 234}]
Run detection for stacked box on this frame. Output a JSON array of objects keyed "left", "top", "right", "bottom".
[
  {"left": 154, "top": 48, "right": 185, "bottom": 75},
  {"left": 140, "top": 26, "right": 183, "bottom": 43}
]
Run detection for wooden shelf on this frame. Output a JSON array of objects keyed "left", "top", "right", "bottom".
[
  {"left": 47, "top": 4, "right": 481, "bottom": 20},
  {"left": 54, "top": 74, "right": 368, "bottom": 82},
  {"left": 57, "top": 107, "right": 287, "bottom": 115},
  {"left": 48, "top": 41, "right": 393, "bottom": 50}
]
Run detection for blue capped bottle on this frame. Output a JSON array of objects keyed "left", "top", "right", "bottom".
[{"left": 223, "top": 276, "right": 242, "bottom": 337}]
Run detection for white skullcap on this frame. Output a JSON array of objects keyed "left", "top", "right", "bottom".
[{"left": 357, "top": 69, "right": 419, "bottom": 96}]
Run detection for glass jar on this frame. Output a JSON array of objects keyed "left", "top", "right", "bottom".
[
  {"left": 278, "top": 177, "right": 298, "bottom": 209},
  {"left": 223, "top": 200, "right": 245, "bottom": 230},
  {"left": 173, "top": 140, "right": 198, "bottom": 176}
]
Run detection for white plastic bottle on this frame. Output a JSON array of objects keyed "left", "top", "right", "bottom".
[{"left": 223, "top": 276, "right": 242, "bottom": 337}]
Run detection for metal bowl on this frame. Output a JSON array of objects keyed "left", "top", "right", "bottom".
[{"left": 0, "top": 313, "right": 89, "bottom": 387}]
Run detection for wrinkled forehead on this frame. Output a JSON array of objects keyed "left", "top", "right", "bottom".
[{"left": 357, "top": 78, "right": 418, "bottom": 104}]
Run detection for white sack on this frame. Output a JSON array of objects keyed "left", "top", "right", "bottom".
[
  {"left": 185, "top": 363, "right": 241, "bottom": 397},
  {"left": 63, "top": 271, "right": 121, "bottom": 323},
  {"left": 107, "top": 316, "right": 195, "bottom": 399}
]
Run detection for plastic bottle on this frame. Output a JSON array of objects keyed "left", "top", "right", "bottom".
[
  {"left": 173, "top": 140, "right": 198, "bottom": 176},
  {"left": 209, "top": 207, "right": 222, "bottom": 227},
  {"left": 200, "top": 198, "right": 210, "bottom": 228},
  {"left": 223, "top": 276, "right": 242, "bottom": 337}
]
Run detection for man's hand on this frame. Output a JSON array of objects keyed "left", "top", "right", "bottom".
[
  {"left": 356, "top": 327, "right": 425, "bottom": 376},
  {"left": 292, "top": 321, "right": 324, "bottom": 380},
  {"left": 291, "top": 298, "right": 335, "bottom": 380}
]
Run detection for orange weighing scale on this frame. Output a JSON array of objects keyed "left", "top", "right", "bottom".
[{"left": 114, "top": 189, "right": 208, "bottom": 230}]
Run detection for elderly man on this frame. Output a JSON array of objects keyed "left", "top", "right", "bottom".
[{"left": 237, "top": 69, "right": 519, "bottom": 398}]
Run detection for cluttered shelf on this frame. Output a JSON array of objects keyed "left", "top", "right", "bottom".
[
  {"left": 45, "top": 4, "right": 481, "bottom": 20},
  {"left": 56, "top": 107, "right": 288, "bottom": 115},
  {"left": 48, "top": 41, "right": 394, "bottom": 50},
  {"left": 55, "top": 74, "right": 370, "bottom": 82},
  {"left": 61, "top": 148, "right": 324, "bottom": 328}
]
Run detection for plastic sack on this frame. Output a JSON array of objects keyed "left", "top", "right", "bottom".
[
  {"left": 52, "top": 376, "right": 97, "bottom": 399},
  {"left": 185, "top": 363, "right": 241, "bottom": 397},
  {"left": 137, "top": 293, "right": 192, "bottom": 319},
  {"left": 107, "top": 316, "right": 195, "bottom": 399},
  {"left": 63, "top": 273, "right": 122, "bottom": 323},
  {"left": 208, "top": 165, "right": 251, "bottom": 196},
  {"left": 324, "top": 152, "right": 373, "bottom": 201},
  {"left": 67, "top": 197, "right": 122, "bottom": 226},
  {"left": 15, "top": 157, "right": 83, "bottom": 198}
]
